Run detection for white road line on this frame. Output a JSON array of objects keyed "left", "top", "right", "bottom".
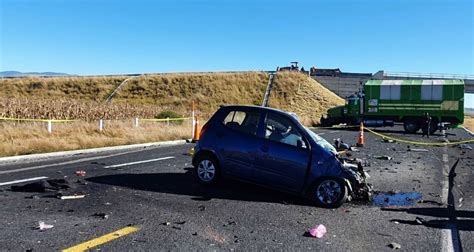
[
  {"left": 0, "top": 176, "right": 48, "bottom": 186},
  {"left": 103, "top": 156, "right": 175, "bottom": 168},
  {"left": 317, "top": 133, "right": 326, "bottom": 135},
  {"left": 440, "top": 145, "right": 460, "bottom": 252},
  {"left": 0, "top": 148, "right": 152, "bottom": 175}
]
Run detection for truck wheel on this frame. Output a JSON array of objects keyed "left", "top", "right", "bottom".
[
  {"left": 429, "top": 120, "right": 438, "bottom": 135},
  {"left": 403, "top": 120, "right": 420, "bottom": 134},
  {"left": 311, "top": 178, "right": 348, "bottom": 208}
]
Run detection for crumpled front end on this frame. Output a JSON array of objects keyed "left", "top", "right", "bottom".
[{"left": 339, "top": 158, "right": 372, "bottom": 201}]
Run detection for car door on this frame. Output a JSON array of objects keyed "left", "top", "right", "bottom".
[
  {"left": 254, "top": 112, "right": 311, "bottom": 192},
  {"left": 216, "top": 109, "right": 261, "bottom": 180}
]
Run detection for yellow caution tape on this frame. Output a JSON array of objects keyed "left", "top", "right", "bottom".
[
  {"left": 312, "top": 125, "right": 359, "bottom": 129},
  {"left": 0, "top": 117, "right": 76, "bottom": 122},
  {"left": 141, "top": 117, "right": 191, "bottom": 122},
  {"left": 364, "top": 127, "right": 474, "bottom": 146}
]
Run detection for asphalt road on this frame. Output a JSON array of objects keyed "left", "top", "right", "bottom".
[{"left": 0, "top": 125, "right": 472, "bottom": 251}]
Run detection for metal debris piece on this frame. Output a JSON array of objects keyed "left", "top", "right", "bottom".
[
  {"left": 388, "top": 242, "right": 401, "bottom": 249},
  {"left": 460, "top": 144, "right": 472, "bottom": 150},
  {"left": 409, "top": 148, "right": 429, "bottom": 152},
  {"left": 74, "top": 170, "right": 86, "bottom": 177},
  {"left": 37, "top": 221, "right": 54, "bottom": 231},
  {"left": 92, "top": 213, "right": 109, "bottom": 219},
  {"left": 59, "top": 194, "right": 85, "bottom": 200}
]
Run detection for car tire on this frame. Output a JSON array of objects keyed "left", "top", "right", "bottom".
[
  {"left": 311, "top": 178, "right": 348, "bottom": 208},
  {"left": 195, "top": 154, "right": 220, "bottom": 184}
]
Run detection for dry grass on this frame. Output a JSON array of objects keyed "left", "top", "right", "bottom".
[
  {"left": 0, "top": 120, "right": 192, "bottom": 157},
  {"left": 0, "top": 98, "right": 166, "bottom": 120},
  {"left": 0, "top": 72, "right": 343, "bottom": 121},
  {"left": 464, "top": 116, "right": 474, "bottom": 132},
  {"left": 0, "top": 71, "right": 344, "bottom": 156}
]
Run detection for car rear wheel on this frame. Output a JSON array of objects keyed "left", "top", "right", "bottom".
[
  {"left": 195, "top": 155, "right": 219, "bottom": 184},
  {"left": 312, "top": 178, "right": 348, "bottom": 208}
]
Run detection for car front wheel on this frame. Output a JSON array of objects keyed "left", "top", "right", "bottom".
[
  {"left": 312, "top": 178, "right": 348, "bottom": 208},
  {"left": 195, "top": 155, "right": 220, "bottom": 184}
]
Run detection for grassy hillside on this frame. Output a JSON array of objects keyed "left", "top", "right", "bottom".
[
  {"left": 465, "top": 116, "right": 474, "bottom": 132},
  {"left": 0, "top": 71, "right": 344, "bottom": 124}
]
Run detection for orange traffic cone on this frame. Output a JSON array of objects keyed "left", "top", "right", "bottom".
[
  {"left": 357, "top": 122, "right": 365, "bottom": 147},
  {"left": 192, "top": 115, "right": 200, "bottom": 143}
]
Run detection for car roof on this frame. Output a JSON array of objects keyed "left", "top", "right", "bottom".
[{"left": 219, "top": 105, "right": 290, "bottom": 115}]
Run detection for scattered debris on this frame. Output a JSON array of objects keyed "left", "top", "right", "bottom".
[
  {"left": 349, "top": 147, "right": 359, "bottom": 152},
  {"left": 375, "top": 156, "right": 392, "bottom": 160},
  {"left": 92, "top": 213, "right": 109, "bottom": 219},
  {"left": 415, "top": 217, "right": 425, "bottom": 225},
  {"left": 460, "top": 144, "right": 472, "bottom": 150},
  {"left": 409, "top": 148, "right": 429, "bottom": 152},
  {"left": 373, "top": 191, "right": 422, "bottom": 207},
  {"left": 334, "top": 138, "right": 350, "bottom": 151},
  {"left": 419, "top": 200, "right": 444, "bottom": 206},
  {"left": 162, "top": 222, "right": 171, "bottom": 226},
  {"left": 104, "top": 202, "right": 112, "bottom": 206},
  {"left": 175, "top": 221, "right": 186, "bottom": 225},
  {"left": 59, "top": 194, "right": 85, "bottom": 200},
  {"left": 198, "top": 205, "right": 206, "bottom": 211},
  {"left": 388, "top": 242, "right": 401, "bottom": 249},
  {"left": 11, "top": 179, "right": 73, "bottom": 193},
  {"left": 308, "top": 224, "right": 327, "bottom": 238},
  {"left": 74, "top": 170, "right": 86, "bottom": 177},
  {"left": 383, "top": 139, "right": 395, "bottom": 143},
  {"left": 37, "top": 221, "right": 54, "bottom": 231}
]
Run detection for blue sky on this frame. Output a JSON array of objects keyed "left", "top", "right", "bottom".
[{"left": 0, "top": 0, "right": 473, "bottom": 106}]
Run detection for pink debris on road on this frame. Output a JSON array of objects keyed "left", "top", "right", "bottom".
[{"left": 309, "top": 224, "right": 327, "bottom": 238}]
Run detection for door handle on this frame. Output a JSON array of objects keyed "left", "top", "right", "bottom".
[{"left": 260, "top": 145, "right": 269, "bottom": 153}]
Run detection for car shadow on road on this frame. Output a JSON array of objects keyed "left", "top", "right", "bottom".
[{"left": 86, "top": 169, "right": 310, "bottom": 206}]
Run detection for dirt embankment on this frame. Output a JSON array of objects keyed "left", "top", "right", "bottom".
[{"left": 0, "top": 71, "right": 343, "bottom": 124}]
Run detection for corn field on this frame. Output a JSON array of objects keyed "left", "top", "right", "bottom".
[{"left": 0, "top": 98, "right": 188, "bottom": 120}]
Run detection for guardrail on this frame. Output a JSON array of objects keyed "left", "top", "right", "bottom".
[
  {"left": 384, "top": 71, "right": 474, "bottom": 80},
  {"left": 0, "top": 117, "right": 191, "bottom": 133}
]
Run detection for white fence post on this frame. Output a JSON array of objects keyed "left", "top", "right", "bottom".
[
  {"left": 192, "top": 101, "right": 195, "bottom": 138},
  {"left": 134, "top": 117, "right": 139, "bottom": 128},
  {"left": 167, "top": 117, "right": 170, "bottom": 126},
  {"left": 47, "top": 120, "right": 52, "bottom": 133},
  {"left": 99, "top": 119, "right": 103, "bottom": 131}
]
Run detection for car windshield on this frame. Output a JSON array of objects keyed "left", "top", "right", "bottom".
[{"left": 305, "top": 127, "right": 337, "bottom": 154}]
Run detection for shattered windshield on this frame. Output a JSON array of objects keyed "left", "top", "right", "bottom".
[{"left": 305, "top": 127, "right": 337, "bottom": 154}]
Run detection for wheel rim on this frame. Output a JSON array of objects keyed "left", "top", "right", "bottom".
[
  {"left": 316, "top": 180, "right": 342, "bottom": 204},
  {"left": 197, "top": 159, "right": 215, "bottom": 182}
]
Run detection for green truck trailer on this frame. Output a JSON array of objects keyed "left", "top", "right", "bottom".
[{"left": 320, "top": 79, "right": 464, "bottom": 134}]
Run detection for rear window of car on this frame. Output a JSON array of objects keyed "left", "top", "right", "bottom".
[{"left": 222, "top": 110, "right": 260, "bottom": 136}]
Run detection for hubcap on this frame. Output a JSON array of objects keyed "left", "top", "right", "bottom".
[
  {"left": 316, "top": 180, "right": 342, "bottom": 204},
  {"left": 197, "top": 159, "right": 215, "bottom": 182}
]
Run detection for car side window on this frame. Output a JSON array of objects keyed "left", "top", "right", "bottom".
[
  {"left": 264, "top": 113, "right": 307, "bottom": 148},
  {"left": 222, "top": 110, "right": 260, "bottom": 136}
]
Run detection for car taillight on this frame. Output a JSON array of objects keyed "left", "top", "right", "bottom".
[{"left": 200, "top": 122, "right": 208, "bottom": 137}]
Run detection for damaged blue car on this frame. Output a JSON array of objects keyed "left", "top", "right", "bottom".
[{"left": 192, "top": 105, "right": 371, "bottom": 208}]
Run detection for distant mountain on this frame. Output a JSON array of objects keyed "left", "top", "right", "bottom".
[{"left": 0, "top": 71, "right": 73, "bottom": 77}]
